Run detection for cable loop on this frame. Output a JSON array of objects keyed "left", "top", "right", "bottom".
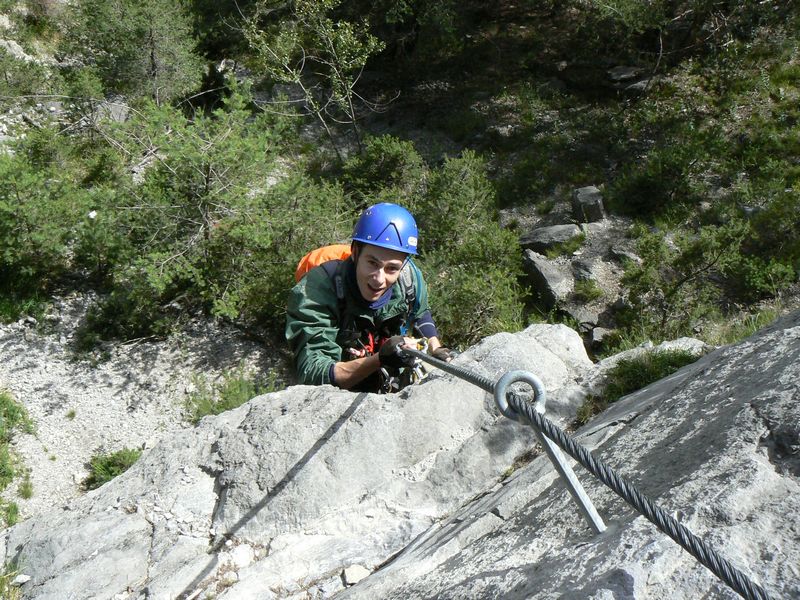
[{"left": 493, "top": 370, "right": 546, "bottom": 421}]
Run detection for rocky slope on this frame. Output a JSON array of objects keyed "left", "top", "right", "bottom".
[
  {"left": 1, "top": 314, "right": 797, "bottom": 599},
  {"left": 0, "top": 295, "right": 279, "bottom": 520}
]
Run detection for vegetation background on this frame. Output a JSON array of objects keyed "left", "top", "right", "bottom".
[{"left": 1, "top": 0, "right": 798, "bottom": 357}]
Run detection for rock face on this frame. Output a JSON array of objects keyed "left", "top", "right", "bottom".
[
  {"left": 339, "top": 313, "right": 800, "bottom": 600},
  {"left": 2, "top": 315, "right": 799, "bottom": 600},
  {"left": 520, "top": 224, "right": 582, "bottom": 254},
  {"left": 522, "top": 249, "right": 574, "bottom": 309},
  {"left": 572, "top": 185, "right": 606, "bottom": 223},
  {"left": 0, "top": 324, "right": 592, "bottom": 600}
]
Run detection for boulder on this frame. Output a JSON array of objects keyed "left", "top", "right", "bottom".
[
  {"left": 571, "top": 258, "right": 595, "bottom": 281},
  {"left": 0, "top": 324, "right": 594, "bottom": 600},
  {"left": 522, "top": 250, "right": 574, "bottom": 309},
  {"left": 3, "top": 314, "right": 798, "bottom": 600},
  {"left": 338, "top": 312, "right": 800, "bottom": 600},
  {"left": 520, "top": 224, "right": 581, "bottom": 254},
  {"left": 572, "top": 185, "right": 606, "bottom": 223}
]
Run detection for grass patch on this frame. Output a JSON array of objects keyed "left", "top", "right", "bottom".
[
  {"left": 573, "top": 279, "right": 604, "bottom": 302},
  {"left": 66, "top": 409, "right": 76, "bottom": 420},
  {"left": 84, "top": 447, "right": 142, "bottom": 490},
  {"left": 545, "top": 232, "right": 586, "bottom": 259},
  {"left": 17, "top": 474, "right": 33, "bottom": 500},
  {"left": 0, "top": 391, "right": 34, "bottom": 498},
  {"left": 703, "top": 308, "right": 782, "bottom": 346},
  {"left": 1, "top": 501, "right": 18, "bottom": 527},
  {"left": 186, "top": 366, "right": 282, "bottom": 425},
  {"left": 0, "top": 291, "right": 47, "bottom": 324},
  {"left": 575, "top": 348, "right": 701, "bottom": 426},
  {"left": 535, "top": 198, "right": 556, "bottom": 215},
  {"left": 0, "top": 562, "right": 22, "bottom": 600}
]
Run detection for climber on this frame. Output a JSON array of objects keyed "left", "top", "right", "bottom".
[{"left": 286, "top": 202, "right": 452, "bottom": 392}]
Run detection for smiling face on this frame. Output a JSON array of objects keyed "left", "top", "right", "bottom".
[{"left": 353, "top": 243, "right": 408, "bottom": 303}]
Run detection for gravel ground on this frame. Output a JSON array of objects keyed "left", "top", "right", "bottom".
[{"left": 0, "top": 294, "right": 285, "bottom": 520}]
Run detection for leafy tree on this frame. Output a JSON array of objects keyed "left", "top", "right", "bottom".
[
  {"left": 64, "top": 0, "right": 205, "bottom": 102},
  {"left": 620, "top": 221, "right": 752, "bottom": 339},
  {"left": 340, "top": 134, "right": 427, "bottom": 208},
  {"left": 415, "top": 151, "right": 525, "bottom": 346},
  {"left": 0, "top": 144, "right": 92, "bottom": 294},
  {"left": 244, "top": 0, "right": 385, "bottom": 160}
]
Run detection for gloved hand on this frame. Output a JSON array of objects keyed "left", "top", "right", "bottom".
[
  {"left": 378, "top": 336, "right": 415, "bottom": 369},
  {"left": 430, "top": 346, "right": 454, "bottom": 362}
]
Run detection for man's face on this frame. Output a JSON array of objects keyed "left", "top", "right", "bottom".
[{"left": 354, "top": 244, "right": 408, "bottom": 303}]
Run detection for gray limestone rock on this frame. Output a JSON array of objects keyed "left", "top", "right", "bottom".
[
  {"left": 2, "top": 314, "right": 799, "bottom": 600},
  {"left": 572, "top": 186, "right": 606, "bottom": 223},
  {"left": 338, "top": 312, "right": 800, "bottom": 600},
  {"left": 522, "top": 249, "right": 574, "bottom": 309},
  {"left": 572, "top": 258, "right": 595, "bottom": 281},
  {"left": 0, "top": 324, "right": 592, "bottom": 600},
  {"left": 520, "top": 224, "right": 582, "bottom": 254}
]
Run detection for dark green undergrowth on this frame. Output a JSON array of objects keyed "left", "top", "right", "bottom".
[
  {"left": 575, "top": 348, "right": 702, "bottom": 426},
  {"left": 84, "top": 448, "right": 142, "bottom": 490},
  {"left": 0, "top": 0, "right": 798, "bottom": 356}
]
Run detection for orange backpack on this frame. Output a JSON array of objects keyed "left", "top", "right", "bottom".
[{"left": 294, "top": 244, "right": 352, "bottom": 282}]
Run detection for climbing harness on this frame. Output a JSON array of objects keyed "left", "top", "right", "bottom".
[
  {"left": 401, "top": 347, "right": 774, "bottom": 600},
  {"left": 381, "top": 339, "right": 430, "bottom": 393}
]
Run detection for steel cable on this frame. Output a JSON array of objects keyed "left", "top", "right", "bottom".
[{"left": 402, "top": 348, "right": 773, "bottom": 600}]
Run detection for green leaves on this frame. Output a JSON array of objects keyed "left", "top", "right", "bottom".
[
  {"left": 64, "top": 0, "right": 204, "bottom": 102},
  {"left": 84, "top": 448, "right": 142, "bottom": 490}
]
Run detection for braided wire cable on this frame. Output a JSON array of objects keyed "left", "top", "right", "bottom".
[{"left": 402, "top": 348, "right": 773, "bottom": 600}]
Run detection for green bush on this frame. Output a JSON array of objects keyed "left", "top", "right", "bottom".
[
  {"left": 573, "top": 279, "right": 603, "bottom": 303},
  {"left": 575, "top": 348, "right": 701, "bottom": 425},
  {"left": 186, "top": 367, "right": 282, "bottom": 424},
  {"left": 0, "top": 149, "right": 92, "bottom": 294},
  {"left": 0, "top": 391, "right": 33, "bottom": 495},
  {"left": 63, "top": 0, "right": 205, "bottom": 102},
  {"left": 414, "top": 151, "right": 525, "bottom": 346},
  {"left": 84, "top": 447, "right": 142, "bottom": 490},
  {"left": 341, "top": 135, "right": 427, "bottom": 207},
  {"left": 619, "top": 221, "right": 751, "bottom": 341},
  {"left": 0, "top": 48, "right": 55, "bottom": 102}
]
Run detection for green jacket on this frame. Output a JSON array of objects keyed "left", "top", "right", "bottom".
[{"left": 285, "top": 259, "right": 431, "bottom": 385}]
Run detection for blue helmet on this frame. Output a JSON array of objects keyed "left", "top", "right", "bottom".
[{"left": 352, "top": 203, "right": 418, "bottom": 255}]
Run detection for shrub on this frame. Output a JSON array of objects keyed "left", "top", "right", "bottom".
[
  {"left": 186, "top": 367, "right": 282, "bottom": 424},
  {"left": 84, "top": 447, "right": 142, "bottom": 490},
  {"left": 0, "top": 148, "right": 92, "bottom": 295},
  {"left": 0, "top": 48, "right": 54, "bottom": 102},
  {"left": 63, "top": 0, "right": 205, "bottom": 102},
  {"left": 575, "top": 348, "right": 701, "bottom": 425},
  {"left": 414, "top": 151, "right": 525, "bottom": 346},
  {"left": 573, "top": 279, "right": 603, "bottom": 302},
  {"left": 340, "top": 135, "right": 427, "bottom": 207},
  {"left": 620, "top": 221, "right": 750, "bottom": 341}
]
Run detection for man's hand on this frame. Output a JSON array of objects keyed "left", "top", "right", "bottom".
[
  {"left": 430, "top": 346, "right": 454, "bottom": 362},
  {"left": 378, "top": 336, "right": 417, "bottom": 368}
]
